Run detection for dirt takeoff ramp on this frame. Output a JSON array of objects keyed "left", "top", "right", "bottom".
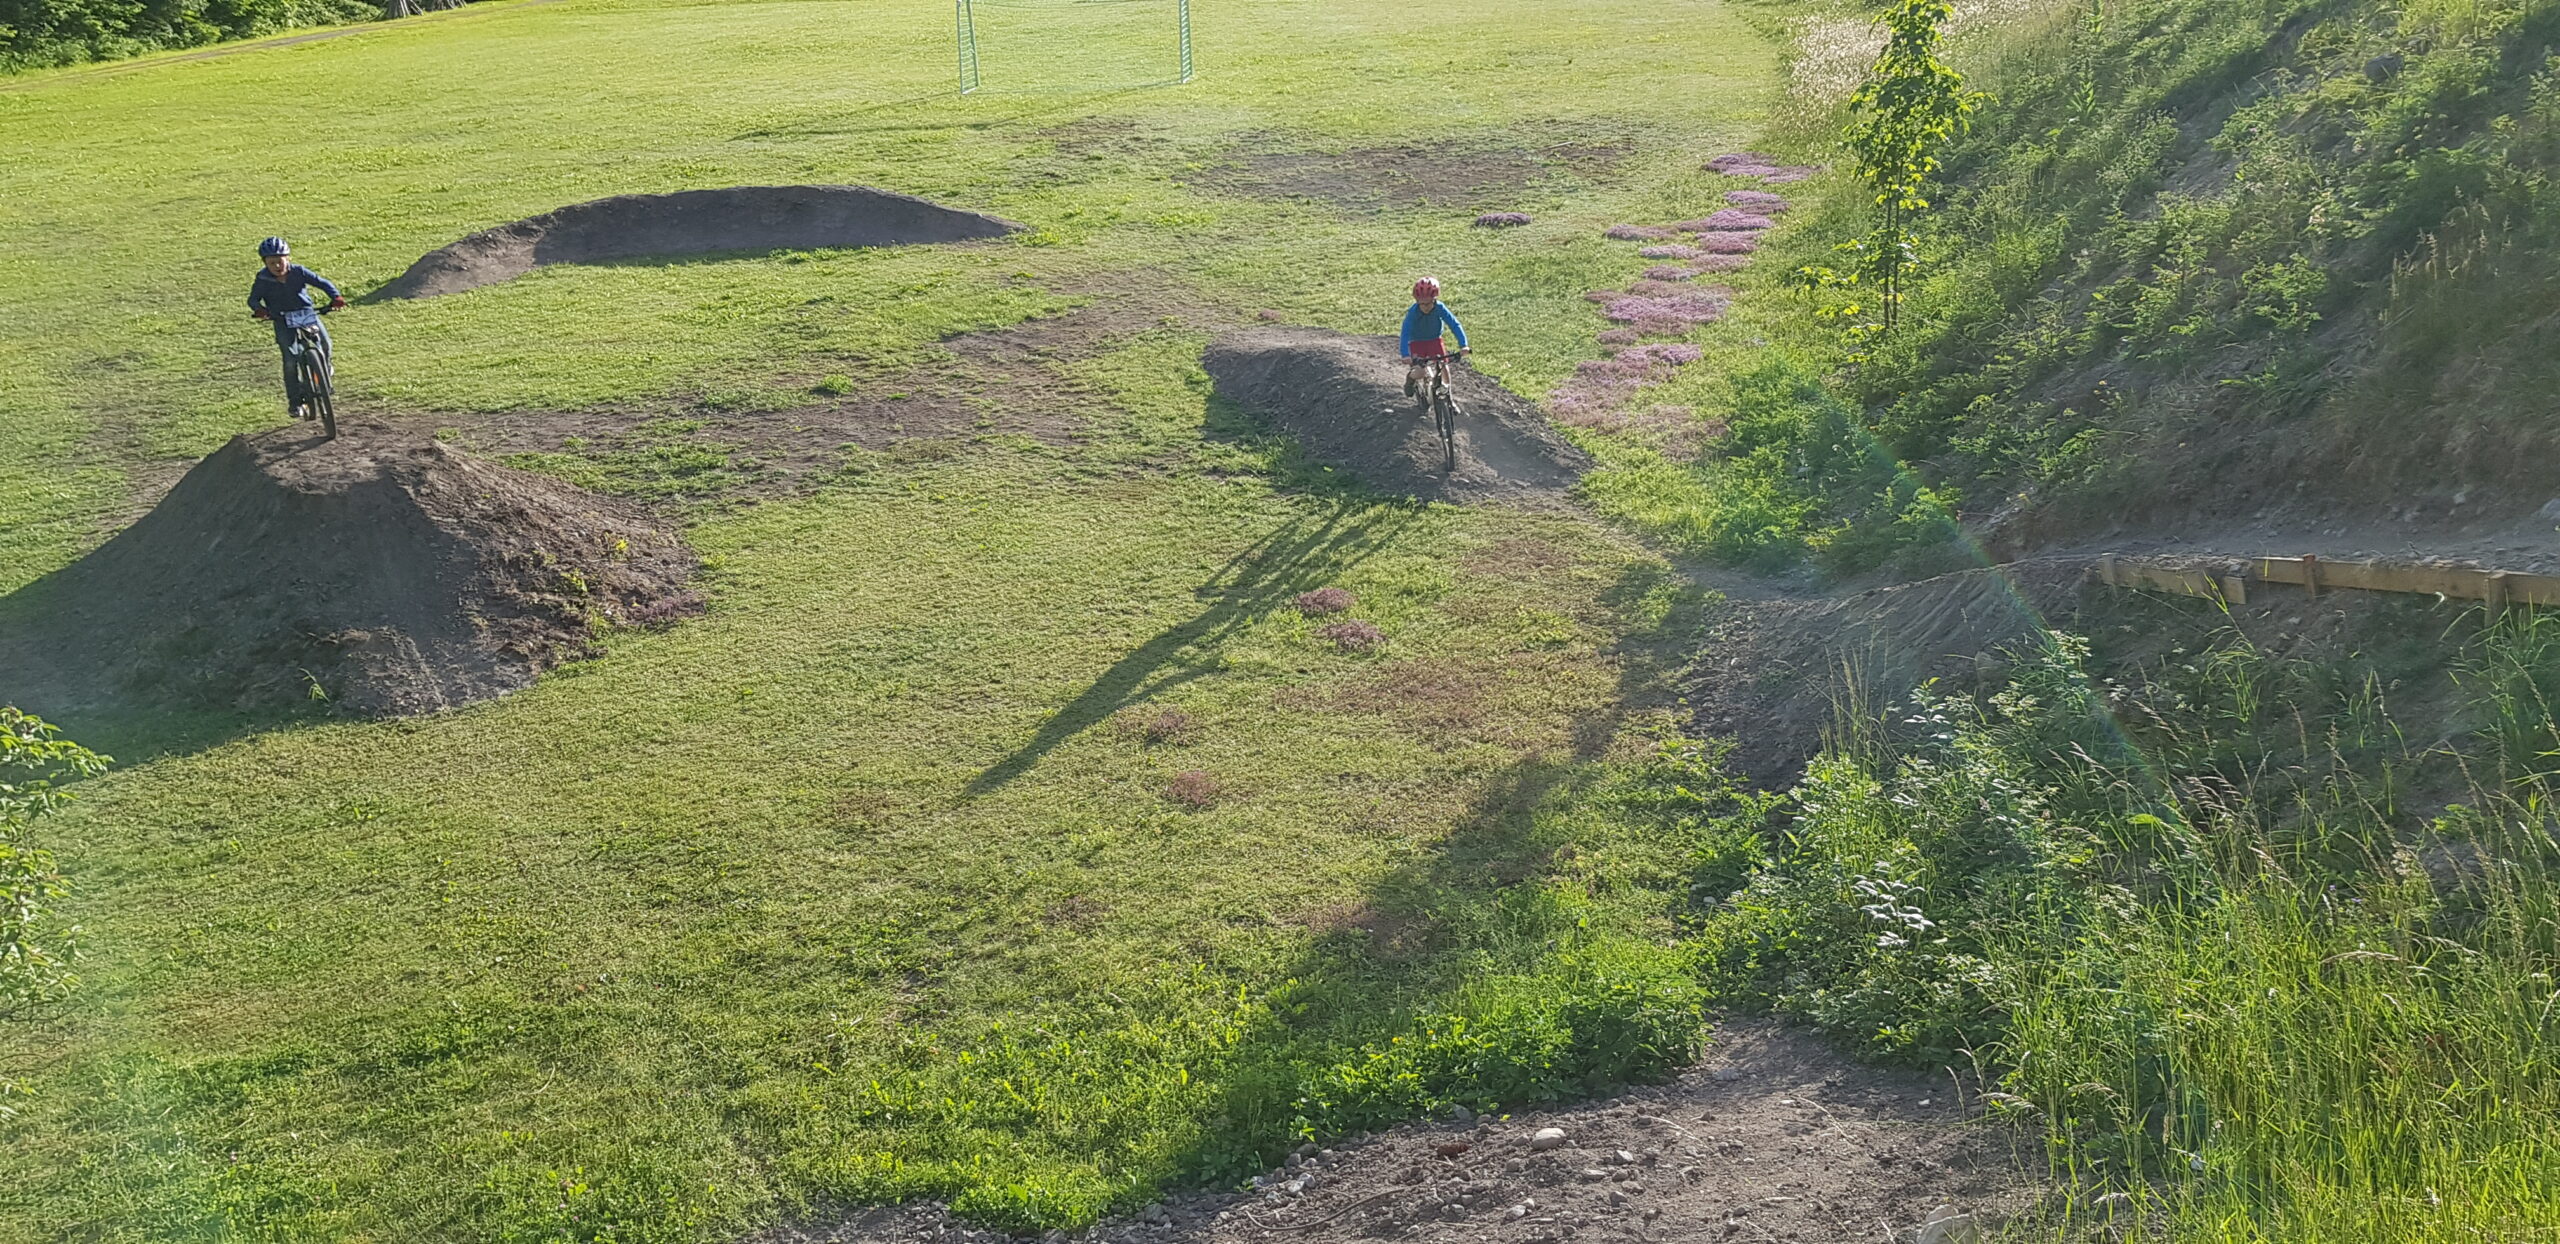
[
  {"left": 0, "top": 424, "right": 697, "bottom": 718},
  {"left": 374, "top": 185, "right": 1025, "bottom": 299},
  {"left": 1202, "top": 326, "right": 1593, "bottom": 504}
]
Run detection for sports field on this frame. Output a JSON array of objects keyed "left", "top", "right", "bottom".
[{"left": 0, "top": 0, "right": 1789, "bottom": 1236}]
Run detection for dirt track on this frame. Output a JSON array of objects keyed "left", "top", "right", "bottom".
[
  {"left": 373, "top": 186, "right": 1024, "bottom": 300},
  {"left": 1203, "top": 327, "right": 1593, "bottom": 504},
  {"left": 755, "top": 1019, "right": 2041, "bottom": 1244}
]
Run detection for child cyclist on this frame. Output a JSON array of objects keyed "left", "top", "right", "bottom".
[
  {"left": 1401, "top": 276, "right": 1469, "bottom": 396},
  {"left": 246, "top": 236, "right": 345, "bottom": 421}
]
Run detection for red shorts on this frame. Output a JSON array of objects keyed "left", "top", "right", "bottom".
[{"left": 1407, "top": 338, "right": 1447, "bottom": 360}]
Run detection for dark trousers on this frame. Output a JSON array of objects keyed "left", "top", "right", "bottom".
[{"left": 274, "top": 320, "right": 331, "bottom": 410}]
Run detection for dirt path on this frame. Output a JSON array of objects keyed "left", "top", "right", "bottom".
[{"left": 756, "top": 1019, "right": 2043, "bottom": 1244}]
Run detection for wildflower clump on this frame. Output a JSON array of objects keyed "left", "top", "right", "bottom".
[
  {"left": 1704, "top": 151, "right": 1823, "bottom": 183},
  {"left": 1684, "top": 209, "right": 1777, "bottom": 232},
  {"left": 1549, "top": 343, "right": 1708, "bottom": 421}
]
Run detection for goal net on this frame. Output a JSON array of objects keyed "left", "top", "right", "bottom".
[{"left": 955, "top": 0, "right": 1194, "bottom": 93}]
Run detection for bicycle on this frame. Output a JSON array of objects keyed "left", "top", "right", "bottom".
[
  {"left": 274, "top": 305, "right": 338, "bottom": 439},
  {"left": 1412, "top": 349, "right": 1468, "bottom": 474}
]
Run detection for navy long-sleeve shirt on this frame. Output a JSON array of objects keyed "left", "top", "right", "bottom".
[
  {"left": 248, "top": 264, "right": 342, "bottom": 337},
  {"left": 1399, "top": 301, "right": 1467, "bottom": 357}
]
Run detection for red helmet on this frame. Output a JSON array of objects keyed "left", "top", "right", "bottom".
[{"left": 1412, "top": 277, "right": 1442, "bottom": 299}]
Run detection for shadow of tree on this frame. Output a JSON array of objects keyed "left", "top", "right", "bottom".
[
  {"left": 965, "top": 497, "right": 1422, "bottom": 796},
  {"left": 1152, "top": 557, "right": 1732, "bottom": 1180}
]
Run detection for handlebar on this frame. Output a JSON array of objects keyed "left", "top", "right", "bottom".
[{"left": 253, "top": 301, "right": 342, "bottom": 320}]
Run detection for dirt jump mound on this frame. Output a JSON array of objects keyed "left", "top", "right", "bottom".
[
  {"left": 0, "top": 424, "right": 697, "bottom": 719},
  {"left": 1202, "top": 327, "right": 1592, "bottom": 504},
  {"left": 374, "top": 185, "right": 1024, "bottom": 300}
]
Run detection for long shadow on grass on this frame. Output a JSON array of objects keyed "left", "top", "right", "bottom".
[
  {"left": 965, "top": 497, "right": 1420, "bottom": 795},
  {"left": 1159, "top": 556, "right": 1726, "bottom": 1179},
  {"left": 0, "top": 577, "right": 317, "bottom": 764}
]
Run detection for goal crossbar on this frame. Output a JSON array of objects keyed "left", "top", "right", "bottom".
[{"left": 956, "top": 0, "right": 1193, "bottom": 95}]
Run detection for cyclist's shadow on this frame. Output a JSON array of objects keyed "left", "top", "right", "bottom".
[{"left": 962, "top": 498, "right": 1415, "bottom": 796}]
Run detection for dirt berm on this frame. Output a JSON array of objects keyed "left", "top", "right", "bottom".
[
  {"left": 374, "top": 185, "right": 1024, "bottom": 300},
  {"left": 1202, "top": 327, "right": 1592, "bottom": 503},
  {"left": 1688, "top": 560, "right": 2093, "bottom": 786},
  {"left": 0, "top": 424, "right": 697, "bottom": 719}
]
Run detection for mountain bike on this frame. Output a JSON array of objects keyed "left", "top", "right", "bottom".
[
  {"left": 1413, "top": 349, "right": 1468, "bottom": 474},
  {"left": 275, "top": 306, "right": 337, "bottom": 439}
]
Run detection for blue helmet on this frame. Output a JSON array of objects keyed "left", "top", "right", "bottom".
[{"left": 257, "top": 236, "right": 290, "bottom": 258}]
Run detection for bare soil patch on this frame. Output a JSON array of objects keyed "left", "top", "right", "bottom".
[
  {"left": 1202, "top": 327, "right": 1592, "bottom": 504},
  {"left": 372, "top": 186, "right": 1023, "bottom": 300},
  {"left": 751, "top": 1018, "right": 2042, "bottom": 1244},
  {"left": 438, "top": 290, "right": 1211, "bottom": 497},
  {"left": 1186, "top": 136, "right": 1628, "bottom": 212},
  {"left": 0, "top": 423, "right": 695, "bottom": 718}
]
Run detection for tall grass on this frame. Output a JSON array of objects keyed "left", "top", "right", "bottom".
[{"left": 1696, "top": 611, "right": 2560, "bottom": 1239}]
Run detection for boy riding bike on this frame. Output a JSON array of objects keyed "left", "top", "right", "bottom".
[
  {"left": 246, "top": 236, "right": 345, "bottom": 422},
  {"left": 1401, "top": 276, "right": 1469, "bottom": 395}
]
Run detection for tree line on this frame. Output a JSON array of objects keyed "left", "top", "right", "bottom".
[{"left": 3, "top": 0, "right": 479, "bottom": 73}]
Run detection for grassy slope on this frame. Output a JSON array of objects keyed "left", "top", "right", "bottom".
[
  {"left": 1676, "top": 0, "right": 2560, "bottom": 571},
  {"left": 0, "top": 0, "right": 1791, "bottom": 1238},
  {"left": 1615, "top": 9, "right": 2560, "bottom": 1237}
]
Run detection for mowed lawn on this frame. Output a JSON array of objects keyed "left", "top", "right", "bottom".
[{"left": 0, "top": 0, "right": 1783, "bottom": 1237}]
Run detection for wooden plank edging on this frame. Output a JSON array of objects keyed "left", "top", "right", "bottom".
[{"left": 2091, "top": 554, "right": 2560, "bottom": 610}]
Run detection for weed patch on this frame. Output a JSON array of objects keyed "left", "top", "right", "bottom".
[
  {"left": 1694, "top": 611, "right": 2560, "bottom": 1236},
  {"left": 1164, "top": 770, "right": 1220, "bottom": 809},
  {"left": 1315, "top": 620, "right": 1387, "bottom": 654},
  {"left": 1293, "top": 587, "right": 1356, "bottom": 617}
]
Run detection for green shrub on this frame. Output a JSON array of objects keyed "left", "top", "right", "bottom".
[
  {"left": 0, "top": 707, "right": 107, "bottom": 1016},
  {"left": 1584, "top": 356, "right": 1961, "bottom": 576}
]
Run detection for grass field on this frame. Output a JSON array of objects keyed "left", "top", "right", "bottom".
[{"left": 0, "top": 0, "right": 1793, "bottom": 1237}]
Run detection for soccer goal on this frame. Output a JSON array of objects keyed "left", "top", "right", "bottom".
[{"left": 955, "top": 0, "right": 1194, "bottom": 94}]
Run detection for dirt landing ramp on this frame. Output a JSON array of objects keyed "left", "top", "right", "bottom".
[
  {"left": 0, "top": 424, "right": 697, "bottom": 719},
  {"left": 374, "top": 185, "right": 1025, "bottom": 300},
  {"left": 1202, "top": 327, "right": 1592, "bottom": 504}
]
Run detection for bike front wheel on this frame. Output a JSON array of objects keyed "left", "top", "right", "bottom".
[
  {"left": 1433, "top": 388, "right": 1459, "bottom": 473},
  {"left": 298, "top": 333, "right": 337, "bottom": 439}
]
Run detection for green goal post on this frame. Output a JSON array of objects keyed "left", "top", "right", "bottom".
[{"left": 956, "top": 0, "right": 1193, "bottom": 94}]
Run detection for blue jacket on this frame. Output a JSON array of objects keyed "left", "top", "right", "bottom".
[
  {"left": 1399, "top": 301, "right": 1467, "bottom": 357},
  {"left": 249, "top": 265, "right": 342, "bottom": 339}
]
